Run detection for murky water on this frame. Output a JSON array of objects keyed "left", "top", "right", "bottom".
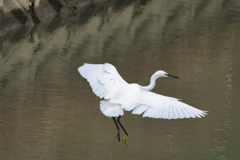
[{"left": 1, "top": 0, "right": 240, "bottom": 159}]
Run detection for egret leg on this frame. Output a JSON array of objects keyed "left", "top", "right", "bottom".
[
  {"left": 117, "top": 116, "right": 128, "bottom": 146},
  {"left": 112, "top": 117, "right": 120, "bottom": 142}
]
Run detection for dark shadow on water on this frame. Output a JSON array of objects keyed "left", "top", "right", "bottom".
[{"left": 9, "top": 27, "right": 29, "bottom": 43}]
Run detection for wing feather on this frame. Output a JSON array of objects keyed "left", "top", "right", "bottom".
[
  {"left": 100, "top": 100, "right": 123, "bottom": 117},
  {"left": 132, "top": 105, "right": 148, "bottom": 115},
  {"left": 78, "top": 63, "right": 127, "bottom": 99},
  {"left": 109, "top": 85, "right": 207, "bottom": 119}
]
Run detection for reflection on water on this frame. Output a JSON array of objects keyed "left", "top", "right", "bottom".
[{"left": 1, "top": 0, "right": 240, "bottom": 159}]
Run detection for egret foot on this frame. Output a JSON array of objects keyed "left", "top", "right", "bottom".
[
  {"left": 116, "top": 130, "right": 120, "bottom": 142},
  {"left": 122, "top": 134, "right": 128, "bottom": 146}
]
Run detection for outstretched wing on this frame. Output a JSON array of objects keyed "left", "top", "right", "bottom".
[
  {"left": 78, "top": 63, "right": 128, "bottom": 99},
  {"left": 110, "top": 85, "right": 208, "bottom": 119}
]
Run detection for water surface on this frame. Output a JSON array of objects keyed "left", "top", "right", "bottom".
[{"left": 1, "top": 0, "right": 240, "bottom": 159}]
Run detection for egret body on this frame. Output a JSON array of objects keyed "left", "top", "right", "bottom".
[{"left": 78, "top": 63, "right": 207, "bottom": 146}]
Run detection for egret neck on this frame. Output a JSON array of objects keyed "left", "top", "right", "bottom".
[{"left": 140, "top": 72, "right": 160, "bottom": 91}]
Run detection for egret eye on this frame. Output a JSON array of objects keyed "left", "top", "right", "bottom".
[{"left": 165, "top": 73, "right": 167, "bottom": 76}]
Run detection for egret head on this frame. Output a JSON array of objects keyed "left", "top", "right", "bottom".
[{"left": 155, "top": 70, "right": 179, "bottom": 79}]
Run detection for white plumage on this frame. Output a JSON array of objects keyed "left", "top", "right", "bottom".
[{"left": 78, "top": 63, "right": 208, "bottom": 119}]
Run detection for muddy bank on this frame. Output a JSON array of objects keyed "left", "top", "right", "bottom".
[{"left": 0, "top": 0, "right": 107, "bottom": 37}]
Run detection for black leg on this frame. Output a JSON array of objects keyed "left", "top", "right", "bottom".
[
  {"left": 117, "top": 116, "right": 128, "bottom": 136},
  {"left": 112, "top": 117, "right": 120, "bottom": 142},
  {"left": 117, "top": 116, "right": 128, "bottom": 146},
  {"left": 112, "top": 117, "right": 119, "bottom": 130}
]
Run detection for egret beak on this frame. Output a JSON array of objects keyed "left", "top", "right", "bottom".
[{"left": 167, "top": 74, "right": 179, "bottom": 79}]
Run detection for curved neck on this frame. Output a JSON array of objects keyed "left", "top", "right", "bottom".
[{"left": 140, "top": 72, "right": 160, "bottom": 91}]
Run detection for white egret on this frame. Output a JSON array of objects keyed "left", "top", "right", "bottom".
[{"left": 78, "top": 63, "right": 208, "bottom": 146}]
